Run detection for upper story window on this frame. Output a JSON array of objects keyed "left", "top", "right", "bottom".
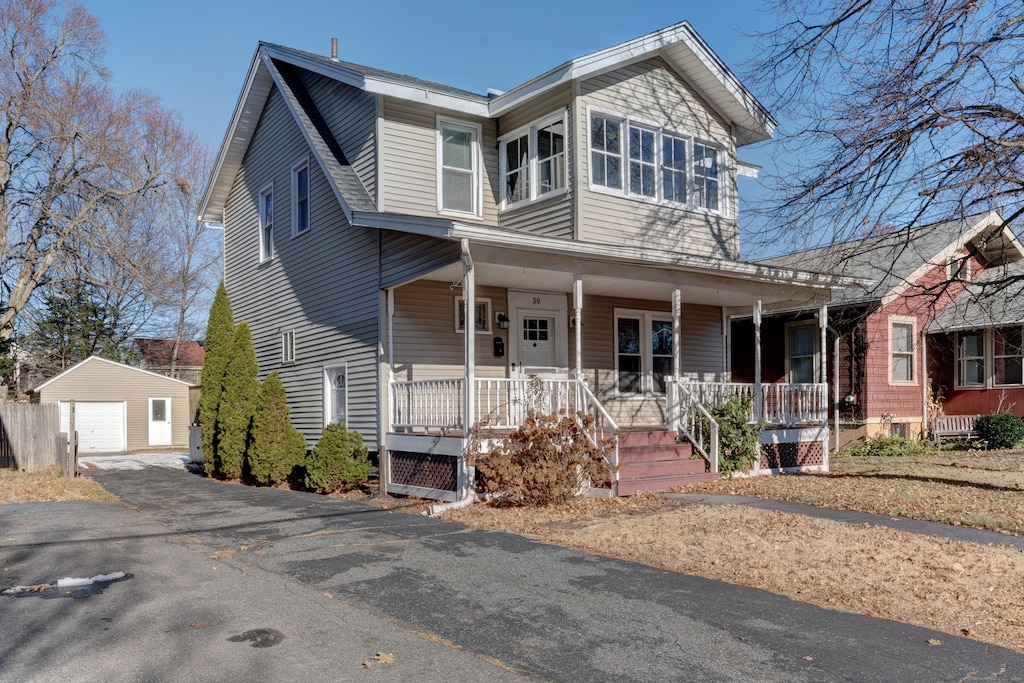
[
  {"left": 890, "top": 318, "right": 916, "bottom": 384},
  {"left": 498, "top": 112, "right": 567, "bottom": 209},
  {"left": 259, "top": 185, "right": 274, "bottom": 262},
  {"left": 292, "top": 159, "right": 309, "bottom": 236},
  {"left": 588, "top": 109, "right": 726, "bottom": 216},
  {"left": 437, "top": 119, "right": 481, "bottom": 217},
  {"left": 282, "top": 330, "right": 295, "bottom": 364},
  {"left": 947, "top": 254, "right": 971, "bottom": 282}
]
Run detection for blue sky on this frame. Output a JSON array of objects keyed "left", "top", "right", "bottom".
[{"left": 79, "top": 0, "right": 778, "bottom": 249}]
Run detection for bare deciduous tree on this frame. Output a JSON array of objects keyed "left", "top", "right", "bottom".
[
  {"left": 0, "top": 0, "right": 181, "bottom": 340},
  {"left": 746, "top": 0, "right": 1024, "bottom": 257}
]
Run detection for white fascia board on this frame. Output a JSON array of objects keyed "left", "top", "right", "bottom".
[
  {"left": 488, "top": 63, "right": 574, "bottom": 117},
  {"left": 363, "top": 79, "right": 489, "bottom": 117},
  {"left": 448, "top": 223, "right": 857, "bottom": 290},
  {"left": 259, "top": 44, "right": 367, "bottom": 89},
  {"left": 200, "top": 48, "right": 269, "bottom": 223},
  {"left": 351, "top": 211, "right": 455, "bottom": 238},
  {"left": 737, "top": 161, "right": 761, "bottom": 178}
]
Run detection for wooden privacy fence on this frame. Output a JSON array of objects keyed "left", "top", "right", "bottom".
[{"left": 0, "top": 403, "right": 67, "bottom": 473}]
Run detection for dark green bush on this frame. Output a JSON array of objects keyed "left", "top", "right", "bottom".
[
  {"left": 842, "top": 436, "right": 931, "bottom": 458},
  {"left": 216, "top": 323, "right": 260, "bottom": 480},
  {"left": 304, "top": 423, "right": 372, "bottom": 493},
  {"left": 199, "top": 283, "right": 234, "bottom": 476},
  {"left": 248, "top": 372, "right": 307, "bottom": 485},
  {"left": 702, "top": 395, "right": 761, "bottom": 475},
  {"left": 975, "top": 412, "right": 1024, "bottom": 449}
]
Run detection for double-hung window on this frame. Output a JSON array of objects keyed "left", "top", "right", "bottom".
[
  {"left": 438, "top": 119, "right": 480, "bottom": 216},
  {"left": 292, "top": 160, "right": 309, "bottom": 236},
  {"left": 786, "top": 324, "right": 817, "bottom": 384},
  {"left": 259, "top": 185, "right": 274, "bottom": 262},
  {"left": 615, "top": 310, "right": 673, "bottom": 395},
  {"left": 890, "top": 319, "right": 916, "bottom": 383},
  {"left": 958, "top": 331, "right": 986, "bottom": 387},
  {"left": 962, "top": 326, "right": 1024, "bottom": 388},
  {"left": 590, "top": 115, "right": 622, "bottom": 190},
  {"left": 499, "top": 113, "right": 567, "bottom": 208},
  {"left": 588, "top": 111, "right": 724, "bottom": 215},
  {"left": 994, "top": 327, "right": 1023, "bottom": 386}
]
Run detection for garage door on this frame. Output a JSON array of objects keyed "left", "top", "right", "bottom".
[{"left": 59, "top": 402, "right": 126, "bottom": 453}]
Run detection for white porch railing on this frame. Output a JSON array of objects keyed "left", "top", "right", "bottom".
[
  {"left": 681, "top": 381, "right": 828, "bottom": 426},
  {"left": 474, "top": 377, "right": 578, "bottom": 428},
  {"left": 390, "top": 378, "right": 464, "bottom": 430},
  {"left": 667, "top": 379, "right": 719, "bottom": 473}
]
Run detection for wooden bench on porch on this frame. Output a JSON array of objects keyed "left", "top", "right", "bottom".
[{"left": 931, "top": 415, "right": 984, "bottom": 447}]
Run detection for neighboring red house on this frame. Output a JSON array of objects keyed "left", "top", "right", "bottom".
[
  {"left": 134, "top": 339, "right": 205, "bottom": 385},
  {"left": 731, "top": 211, "right": 1024, "bottom": 445}
]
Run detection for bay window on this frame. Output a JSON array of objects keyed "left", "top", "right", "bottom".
[
  {"left": 499, "top": 113, "right": 567, "bottom": 208},
  {"left": 958, "top": 327, "right": 1024, "bottom": 388}
]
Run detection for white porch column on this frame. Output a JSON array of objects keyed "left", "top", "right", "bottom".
[
  {"left": 462, "top": 240, "right": 475, "bottom": 437},
  {"left": 819, "top": 303, "right": 828, "bottom": 384},
  {"left": 672, "top": 289, "right": 682, "bottom": 432},
  {"left": 573, "top": 275, "right": 583, "bottom": 381},
  {"left": 754, "top": 299, "right": 763, "bottom": 423}
]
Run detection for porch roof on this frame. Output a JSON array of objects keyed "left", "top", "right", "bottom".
[
  {"left": 372, "top": 219, "right": 864, "bottom": 308},
  {"left": 927, "top": 262, "right": 1024, "bottom": 333}
]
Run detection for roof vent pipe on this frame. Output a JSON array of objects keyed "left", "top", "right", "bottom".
[{"left": 331, "top": 37, "right": 338, "bottom": 61}]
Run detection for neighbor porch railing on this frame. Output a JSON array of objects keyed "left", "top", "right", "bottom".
[{"left": 681, "top": 381, "right": 828, "bottom": 426}]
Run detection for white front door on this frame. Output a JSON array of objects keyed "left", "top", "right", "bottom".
[
  {"left": 518, "top": 314, "right": 558, "bottom": 375},
  {"left": 148, "top": 397, "right": 172, "bottom": 446}
]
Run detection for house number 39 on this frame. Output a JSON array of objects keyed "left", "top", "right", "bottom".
[{"left": 532, "top": 297, "right": 541, "bottom": 305}]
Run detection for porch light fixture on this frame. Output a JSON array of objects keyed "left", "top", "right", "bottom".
[
  {"left": 496, "top": 312, "right": 509, "bottom": 329},
  {"left": 843, "top": 394, "right": 856, "bottom": 406}
]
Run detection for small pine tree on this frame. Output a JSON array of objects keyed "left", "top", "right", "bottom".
[
  {"left": 199, "top": 284, "right": 234, "bottom": 476},
  {"left": 305, "top": 423, "right": 372, "bottom": 493},
  {"left": 249, "top": 372, "right": 307, "bottom": 485},
  {"left": 216, "top": 322, "right": 260, "bottom": 480}
]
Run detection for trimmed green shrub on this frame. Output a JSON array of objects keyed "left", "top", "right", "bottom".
[
  {"left": 305, "top": 423, "right": 372, "bottom": 493},
  {"left": 704, "top": 395, "right": 761, "bottom": 475},
  {"left": 975, "top": 412, "right": 1024, "bottom": 449},
  {"left": 216, "top": 323, "right": 259, "bottom": 479},
  {"left": 248, "top": 372, "right": 307, "bottom": 485},
  {"left": 199, "top": 283, "right": 234, "bottom": 476},
  {"left": 472, "top": 410, "right": 614, "bottom": 506}
]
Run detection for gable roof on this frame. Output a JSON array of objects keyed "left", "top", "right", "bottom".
[
  {"left": 927, "top": 261, "right": 1024, "bottom": 332},
  {"left": 31, "top": 356, "right": 195, "bottom": 393},
  {"left": 200, "top": 21, "right": 775, "bottom": 223},
  {"left": 135, "top": 339, "right": 206, "bottom": 367},
  {"left": 759, "top": 211, "right": 1024, "bottom": 308}
]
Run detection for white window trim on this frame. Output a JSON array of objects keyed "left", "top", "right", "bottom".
[
  {"left": 955, "top": 329, "right": 987, "bottom": 389},
  {"left": 323, "top": 363, "right": 348, "bottom": 427},
  {"left": 498, "top": 111, "right": 569, "bottom": 211},
  {"left": 455, "top": 297, "right": 492, "bottom": 334},
  {"left": 586, "top": 106, "right": 727, "bottom": 218},
  {"left": 258, "top": 183, "right": 274, "bottom": 263},
  {"left": 613, "top": 308, "right": 673, "bottom": 397},
  {"left": 889, "top": 316, "right": 917, "bottom": 385},
  {"left": 291, "top": 157, "right": 310, "bottom": 237},
  {"left": 784, "top": 321, "right": 820, "bottom": 384},
  {"left": 281, "top": 330, "right": 296, "bottom": 364},
  {"left": 947, "top": 254, "right": 972, "bottom": 282},
  {"left": 436, "top": 117, "right": 483, "bottom": 218}
]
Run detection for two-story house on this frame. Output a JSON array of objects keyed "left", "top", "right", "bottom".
[{"left": 200, "top": 22, "right": 850, "bottom": 500}]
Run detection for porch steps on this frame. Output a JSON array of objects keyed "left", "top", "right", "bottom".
[{"left": 616, "top": 430, "right": 719, "bottom": 496}]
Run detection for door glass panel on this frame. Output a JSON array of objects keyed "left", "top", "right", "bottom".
[
  {"left": 151, "top": 399, "right": 166, "bottom": 422},
  {"left": 331, "top": 370, "right": 346, "bottom": 425},
  {"left": 651, "top": 320, "right": 673, "bottom": 394}
]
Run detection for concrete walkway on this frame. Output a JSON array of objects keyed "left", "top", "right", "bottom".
[
  {"left": 20, "top": 467, "right": 1012, "bottom": 682},
  {"left": 666, "top": 492, "right": 1024, "bottom": 550}
]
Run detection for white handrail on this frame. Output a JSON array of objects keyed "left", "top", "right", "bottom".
[{"left": 671, "top": 379, "right": 719, "bottom": 473}]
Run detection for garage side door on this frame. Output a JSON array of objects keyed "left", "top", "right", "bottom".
[{"left": 59, "top": 401, "right": 127, "bottom": 453}]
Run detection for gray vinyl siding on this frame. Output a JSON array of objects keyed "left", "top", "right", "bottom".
[
  {"left": 391, "top": 280, "right": 509, "bottom": 381},
  {"left": 496, "top": 83, "right": 574, "bottom": 239},
  {"left": 378, "top": 97, "right": 499, "bottom": 224},
  {"left": 35, "top": 359, "right": 191, "bottom": 451},
  {"left": 576, "top": 57, "right": 741, "bottom": 259},
  {"left": 380, "top": 232, "right": 460, "bottom": 289},
  {"left": 299, "top": 71, "right": 378, "bottom": 204},
  {"left": 224, "top": 84, "right": 381, "bottom": 449}
]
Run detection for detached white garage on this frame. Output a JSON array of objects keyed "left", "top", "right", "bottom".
[{"left": 30, "top": 356, "right": 194, "bottom": 453}]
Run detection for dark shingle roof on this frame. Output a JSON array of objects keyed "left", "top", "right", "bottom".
[{"left": 928, "top": 262, "right": 1024, "bottom": 332}]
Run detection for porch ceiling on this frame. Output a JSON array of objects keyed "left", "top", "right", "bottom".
[{"left": 423, "top": 250, "right": 826, "bottom": 308}]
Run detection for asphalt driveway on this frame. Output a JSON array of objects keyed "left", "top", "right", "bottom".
[{"left": 5, "top": 468, "right": 1023, "bottom": 682}]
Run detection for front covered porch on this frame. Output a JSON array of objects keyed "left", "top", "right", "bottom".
[{"left": 380, "top": 232, "right": 840, "bottom": 500}]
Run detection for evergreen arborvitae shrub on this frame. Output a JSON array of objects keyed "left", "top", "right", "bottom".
[
  {"left": 199, "top": 284, "right": 234, "bottom": 476},
  {"left": 249, "top": 372, "right": 307, "bottom": 485},
  {"left": 216, "top": 322, "right": 260, "bottom": 479},
  {"left": 304, "top": 423, "right": 372, "bottom": 493},
  {"left": 975, "top": 412, "right": 1024, "bottom": 449},
  {"left": 705, "top": 394, "right": 761, "bottom": 475}
]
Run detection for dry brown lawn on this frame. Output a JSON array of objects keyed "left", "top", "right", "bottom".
[
  {"left": 426, "top": 451, "right": 1024, "bottom": 653},
  {"left": 0, "top": 466, "right": 116, "bottom": 503}
]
